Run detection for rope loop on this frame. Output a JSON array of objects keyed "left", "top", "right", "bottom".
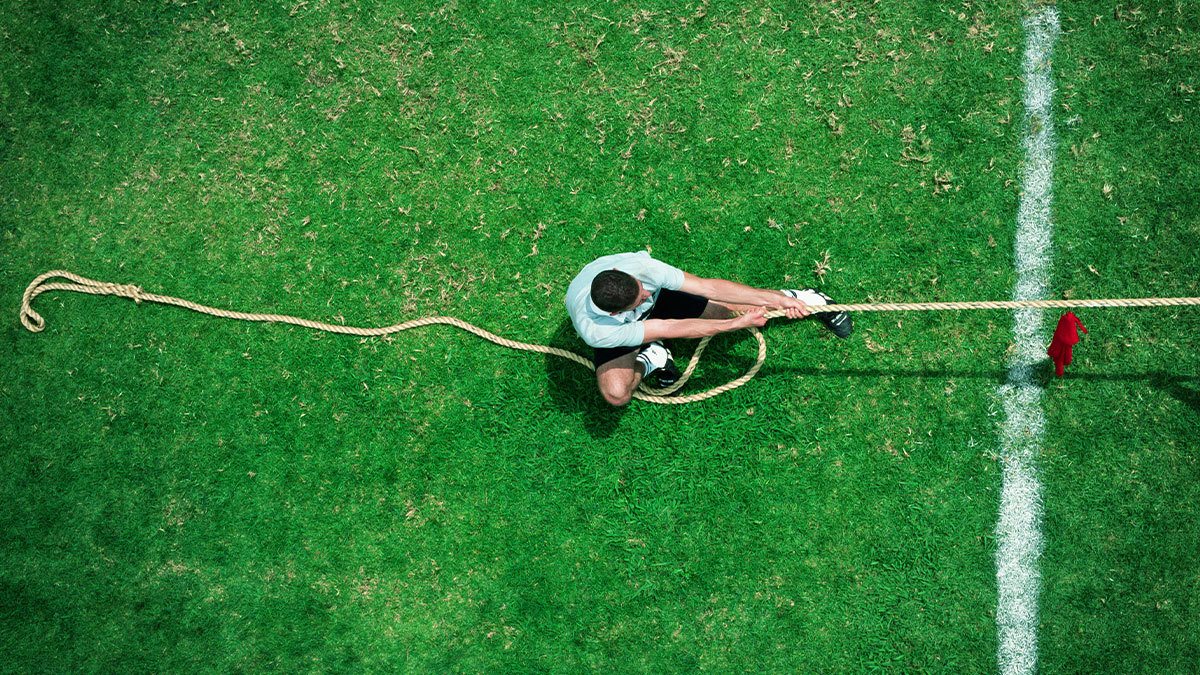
[
  {"left": 19, "top": 271, "right": 145, "bottom": 332},
  {"left": 19, "top": 270, "right": 58, "bottom": 333},
  {"left": 20, "top": 306, "right": 45, "bottom": 333}
]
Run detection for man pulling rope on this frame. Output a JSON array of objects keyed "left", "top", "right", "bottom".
[{"left": 563, "top": 251, "right": 852, "bottom": 406}]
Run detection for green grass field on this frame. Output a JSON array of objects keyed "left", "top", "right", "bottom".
[{"left": 2, "top": 0, "right": 1198, "bottom": 671}]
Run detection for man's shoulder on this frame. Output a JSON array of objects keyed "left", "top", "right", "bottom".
[{"left": 590, "top": 251, "right": 653, "bottom": 269}]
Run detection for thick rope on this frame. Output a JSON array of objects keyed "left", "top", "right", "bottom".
[{"left": 20, "top": 270, "right": 1200, "bottom": 404}]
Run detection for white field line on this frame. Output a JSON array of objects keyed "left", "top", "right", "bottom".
[{"left": 995, "top": 7, "right": 1060, "bottom": 675}]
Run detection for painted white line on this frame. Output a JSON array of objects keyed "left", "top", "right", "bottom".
[{"left": 996, "top": 7, "right": 1059, "bottom": 675}]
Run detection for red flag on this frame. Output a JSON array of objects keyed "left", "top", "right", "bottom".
[{"left": 1047, "top": 312, "right": 1087, "bottom": 376}]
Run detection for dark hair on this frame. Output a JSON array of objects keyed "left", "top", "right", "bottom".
[{"left": 591, "top": 270, "right": 639, "bottom": 312}]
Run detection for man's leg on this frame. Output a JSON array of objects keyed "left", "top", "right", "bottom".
[
  {"left": 595, "top": 350, "right": 642, "bottom": 407},
  {"left": 591, "top": 289, "right": 769, "bottom": 406}
]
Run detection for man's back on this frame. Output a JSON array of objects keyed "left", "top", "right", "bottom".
[{"left": 564, "top": 251, "right": 685, "bottom": 349}]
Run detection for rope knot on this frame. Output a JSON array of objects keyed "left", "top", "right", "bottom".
[{"left": 110, "top": 283, "right": 145, "bottom": 304}]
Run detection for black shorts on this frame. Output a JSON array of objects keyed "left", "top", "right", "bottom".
[{"left": 592, "top": 289, "right": 710, "bottom": 368}]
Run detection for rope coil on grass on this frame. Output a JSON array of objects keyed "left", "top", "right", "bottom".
[{"left": 20, "top": 270, "right": 1200, "bottom": 404}]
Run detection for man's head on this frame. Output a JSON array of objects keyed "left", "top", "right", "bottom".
[{"left": 591, "top": 270, "right": 645, "bottom": 312}]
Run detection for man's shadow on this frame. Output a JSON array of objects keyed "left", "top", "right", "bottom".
[
  {"left": 543, "top": 319, "right": 622, "bottom": 437},
  {"left": 544, "top": 318, "right": 1200, "bottom": 437}
]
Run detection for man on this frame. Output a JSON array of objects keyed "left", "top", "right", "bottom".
[{"left": 565, "top": 251, "right": 852, "bottom": 406}]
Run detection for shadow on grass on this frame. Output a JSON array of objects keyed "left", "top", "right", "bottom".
[
  {"left": 1154, "top": 375, "right": 1200, "bottom": 414},
  {"left": 755, "top": 362, "right": 1200, "bottom": 416},
  {"left": 542, "top": 318, "right": 626, "bottom": 439}
]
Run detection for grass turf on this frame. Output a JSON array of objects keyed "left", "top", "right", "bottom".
[{"left": 1, "top": 0, "right": 1197, "bottom": 671}]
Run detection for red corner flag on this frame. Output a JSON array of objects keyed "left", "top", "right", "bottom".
[{"left": 1047, "top": 312, "right": 1087, "bottom": 376}]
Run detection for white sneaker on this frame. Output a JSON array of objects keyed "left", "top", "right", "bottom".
[
  {"left": 781, "top": 288, "right": 829, "bottom": 307},
  {"left": 636, "top": 342, "right": 673, "bottom": 378},
  {"left": 781, "top": 288, "right": 853, "bottom": 338}
]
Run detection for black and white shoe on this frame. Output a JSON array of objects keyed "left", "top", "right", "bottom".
[
  {"left": 636, "top": 342, "right": 681, "bottom": 386},
  {"left": 653, "top": 359, "right": 681, "bottom": 387},
  {"left": 782, "top": 288, "right": 853, "bottom": 339}
]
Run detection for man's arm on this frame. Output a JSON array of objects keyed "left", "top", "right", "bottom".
[
  {"left": 642, "top": 308, "right": 767, "bottom": 343},
  {"left": 679, "top": 272, "right": 808, "bottom": 317}
]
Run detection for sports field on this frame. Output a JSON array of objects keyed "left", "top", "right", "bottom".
[{"left": 2, "top": 0, "right": 1198, "bottom": 671}]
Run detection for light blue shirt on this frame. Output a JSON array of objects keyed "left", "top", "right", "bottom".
[{"left": 565, "top": 251, "right": 686, "bottom": 348}]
